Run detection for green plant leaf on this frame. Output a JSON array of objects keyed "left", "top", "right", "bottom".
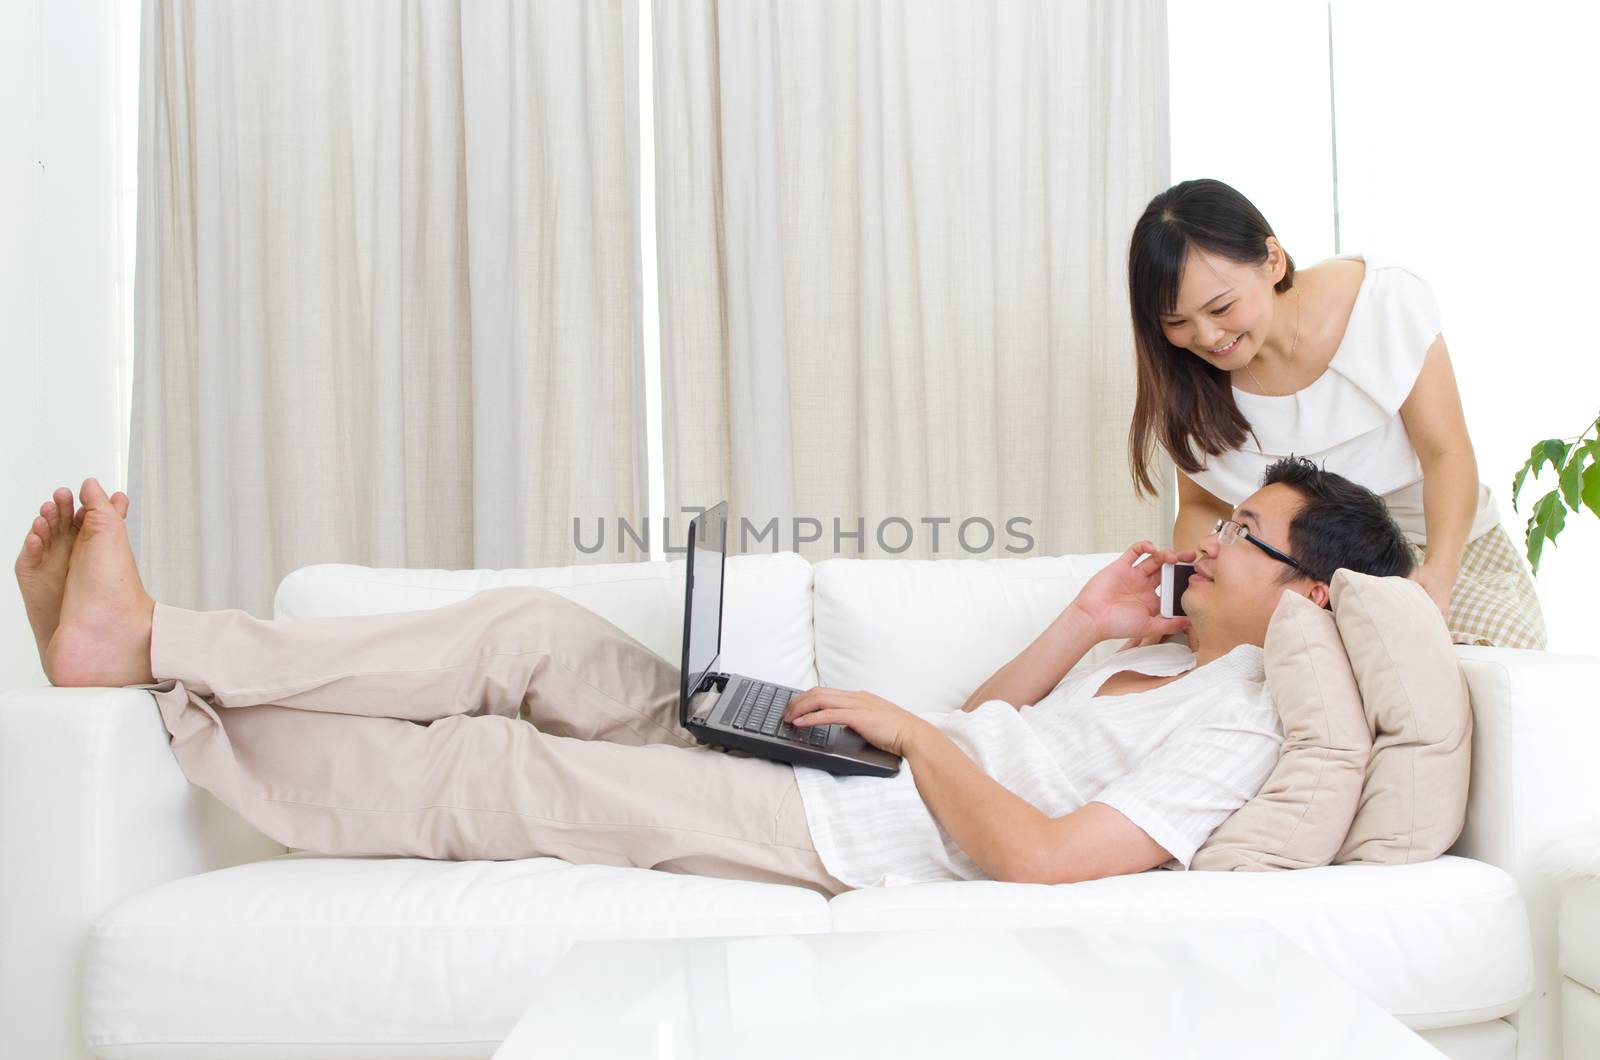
[
  {"left": 1514, "top": 439, "right": 1567, "bottom": 511},
  {"left": 1525, "top": 518, "right": 1546, "bottom": 574},
  {"left": 1512, "top": 460, "right": 1533, "bottom": 511},
  {"left": 1515, "top": 423, "right": 1600, "bottom": 539},
  {"left": 1514, "top": 441, "right": 1545, "bottom": 510},
  {"left": 1560, "top": 449, "right": 1588, "bottom": 510},
  {"left": 1525, "top": 491, "right": 1565, "bottom": 575},
  {"left": 1542, "top": 439, "right": 1572, "bottom": 475},
  {"left": 1535, "top": 489, "right": 1567, "bottom": 545}
]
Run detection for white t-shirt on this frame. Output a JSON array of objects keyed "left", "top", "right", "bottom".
[
  {"left": 1188, "top": 254, "right": 1500, "bottom": 546},
  {"left": 791, "top": 642, "right": 1282, "bottom": 889}
]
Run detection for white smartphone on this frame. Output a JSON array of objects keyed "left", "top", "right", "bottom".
[{"left": 1160, "top": 562, "right": 1195, "bottom": 618}]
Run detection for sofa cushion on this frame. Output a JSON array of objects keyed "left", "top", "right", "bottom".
[
  {"left": 1193, "top": 590, "right": 1370, "bottom": 870},
  {"left": 84, "top": 854, "right": 832, "bottom": 1059},
  {"left": 812, "top": 553, "right": 1124, "bottom": 713},
  {"left": 827, "top": 856, "right": 1533, "bottom": 1031},
  {"left": 83, "top": 855, "right": 1532, "bottom": 1054},
  {"left": 1331, "top": 570, "right": 1473, "bottom": 865},
  {"left": 273, "top": 551, "right": 820, "bottom": 691}
]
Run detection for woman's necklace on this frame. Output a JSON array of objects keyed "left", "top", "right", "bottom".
[{"left": 1244, "top": 286, "right": 1301, "bottom": 396}]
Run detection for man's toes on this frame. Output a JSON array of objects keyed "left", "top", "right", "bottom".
[
  {"left": 110, "top": 492, "right": 129, "bottom": 519},
  {"left": 31, "top": 515, "right": 51, "bottom": 552},
  {"left": 40, "top": 499, "right": 59, "bottom": 535},
  {"left": 80, "top": 477, "right": 111, "bottom": 510},
  {"left": 54, "top": 487, "right": 76, "bottom": 529},
  {"left": 19, "top": 530, "right": 44, "bottom": 565}
]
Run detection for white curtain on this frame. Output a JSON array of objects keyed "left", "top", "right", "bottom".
[
  {"left": 654, "top": 0, "right": 1174, "bottom": 559},
  {"left": 129, "top": 0, "right": 646, "bottom": 616}
]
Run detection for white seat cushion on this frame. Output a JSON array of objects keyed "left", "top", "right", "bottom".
[
  {"left": 273, "top": 551, "right": 820, "bottom": 690},
  {"left": 827, "top": 855, "right": 1532, "bottom": 1031},
  {"left": 85, "top": 856, "right": 1532, "bottom": 1055},
  {"left": 84, "top": 854, "right": 832, "bottom": 1059}
]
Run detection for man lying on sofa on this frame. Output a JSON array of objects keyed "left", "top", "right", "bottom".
[{"left": 15, "top": 456, "right": 1413, "bottom": 897}]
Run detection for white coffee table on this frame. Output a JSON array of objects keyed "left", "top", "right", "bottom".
[{"left": 493, "top": 919, "right": 1444, "bottom": 1059}]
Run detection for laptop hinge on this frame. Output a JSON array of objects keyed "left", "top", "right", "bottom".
[{"left": 688, "top": 672, "right": 729, "bottom": 726}]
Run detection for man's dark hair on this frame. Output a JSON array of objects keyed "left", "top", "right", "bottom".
[{"left": 1260, "top": 456, "right": 1415, "bottom": 584}]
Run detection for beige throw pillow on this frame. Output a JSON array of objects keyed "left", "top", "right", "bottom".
[
  {"left": 1331, "top": 569, "right": 1472, "bottom": 864},
  {"left": 1192, "top": 590, "right": 1371, "bottom": 871}
]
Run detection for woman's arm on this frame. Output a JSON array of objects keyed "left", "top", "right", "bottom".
[
  {"left": 1174, "top": 469, "right": 1233, "bottom": 552},
  {"left": 1399, "top": 335, "right": 1479, "bottom": 616}
]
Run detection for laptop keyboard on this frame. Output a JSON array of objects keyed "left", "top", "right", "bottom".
[{"left": 728, "top": 681, "right": 834, "bottom": 747}]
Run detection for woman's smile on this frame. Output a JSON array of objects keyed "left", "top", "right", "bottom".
[{"left": 1205, "top": 334, "right": 1243, "bottom": 357}]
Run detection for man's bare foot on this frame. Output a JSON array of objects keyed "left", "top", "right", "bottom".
[
  {"left": 16, "top": 487, "right": 79, "bottom": 659},
  {"left": 43, "top": 478, "right": 155, "bottom": 687},
  {"left": 15, "top": 487, "right": 132, "bottom": 659}
]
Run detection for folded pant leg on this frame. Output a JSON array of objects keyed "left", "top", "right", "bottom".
[
  {"left": 150, "top": 681, "right": 849, "bottom": 897},
  {"left": 149, "top": 586, "right": 691, "bottom": 746}
]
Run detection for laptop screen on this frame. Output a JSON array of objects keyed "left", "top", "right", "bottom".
[{"left": 680, "top": 502, "right": 727, "bottom": 719}]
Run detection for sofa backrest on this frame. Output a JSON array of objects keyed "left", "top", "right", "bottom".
[
  {"left": 813, "top": 553, "right": 1123, "bottom": 712},
  {"left": 273, "top": 552, "right": 821, "bottom": 689},
  {"left": 273, "top": 550, "right": 1127, "bottom": 714}
]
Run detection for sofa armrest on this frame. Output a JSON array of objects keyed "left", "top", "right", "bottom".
[
  {"left": 0, "top": 687, "right": 285, "bottom": 1060},
  {"left": 1451, "top": 646, "right": 1600, "bottom": 1060}
]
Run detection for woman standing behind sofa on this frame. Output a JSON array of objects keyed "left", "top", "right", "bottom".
[{"left": 1124, "top": 178, "right": 1545, "bottom": 649}]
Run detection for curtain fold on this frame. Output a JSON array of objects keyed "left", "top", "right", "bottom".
[
  {"left": 654, "top": 0, "right": 1174, "bottom": 559},
  {"left": 459, "top": 0, "right": 648, "bottom": 571},
  {"left": 130, "top": 0, "right": 646, "bottom": 616}
]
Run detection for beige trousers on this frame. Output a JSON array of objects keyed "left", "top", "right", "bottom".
[{"left": 145, "top": 585, "right": 850, "bottom": 897}]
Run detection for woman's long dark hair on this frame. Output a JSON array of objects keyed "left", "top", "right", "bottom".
[{"left": 1126, "top": 179, "right": 1295, "bottom": 497}]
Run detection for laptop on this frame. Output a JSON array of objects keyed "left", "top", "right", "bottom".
[{"left": 679, "top": 502, "right": 901, "bottom": 778}]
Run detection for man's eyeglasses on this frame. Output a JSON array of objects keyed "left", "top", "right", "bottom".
[{"left": 1212, "top": 519, "right": 1316, "bottom": 579}]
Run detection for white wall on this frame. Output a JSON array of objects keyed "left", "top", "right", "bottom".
[
  {"left": 0, "top": 0, "right": 134, "bottom": 688},
  {"left": 1170, "top": 0, "right": 1599, "bottom": 654},
  {"left": 1169, "top": 0, "right": 1338, "bottom": 261}
]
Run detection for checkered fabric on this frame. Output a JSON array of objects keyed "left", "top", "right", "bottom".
[{"left": 1411, "top": 523, "right": 1549, "bottom": 650}]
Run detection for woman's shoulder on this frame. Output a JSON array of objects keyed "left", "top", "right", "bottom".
[
  {"left": 1301, "top": 252, "right": 1435, "bottom": 310},
  {"left": 1338, "top": 254, "right": 1440, "bottom": 331},
  {"left": 1293, "top": 253, "right": 1443, "bottom": 416},
  {"left": 1300, "top": 253, "right": 1366, "bottom": 290}
]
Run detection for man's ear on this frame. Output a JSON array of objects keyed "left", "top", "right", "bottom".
[{"left": 1308, "top": 581, "right": 1331, "bottom": 609}]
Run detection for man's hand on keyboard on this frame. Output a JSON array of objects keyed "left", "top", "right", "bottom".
[{"left": 783, "top": 688, "right": 932, "bottom": 758}]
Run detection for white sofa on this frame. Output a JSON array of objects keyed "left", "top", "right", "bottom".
[{"left": 2, "top": 550, "right": 1596, "bottom": 1059}]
